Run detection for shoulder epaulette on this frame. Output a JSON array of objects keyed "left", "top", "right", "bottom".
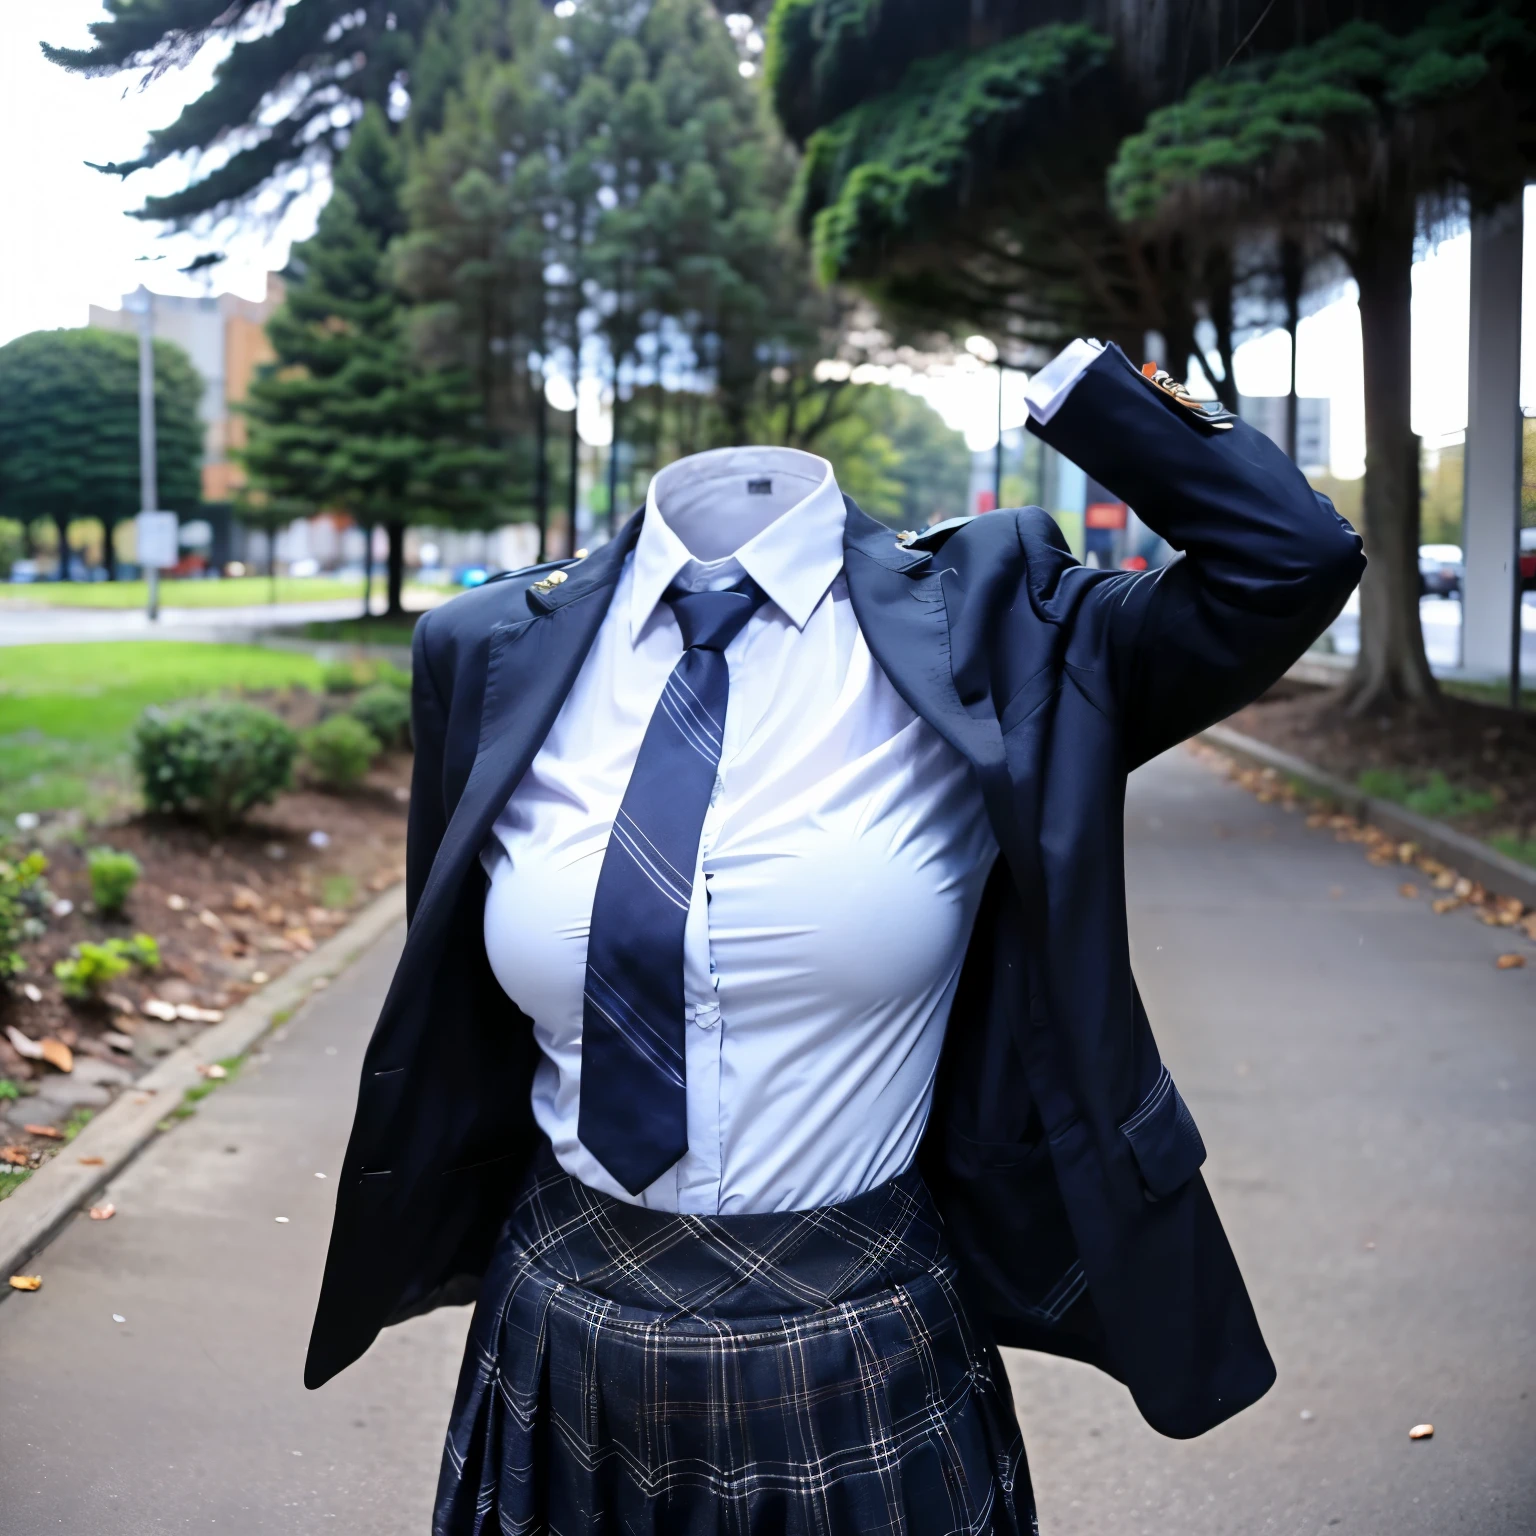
[
  {"left": 896, "top": 517, "right": 976, "bottom": 554},
  {"left": 481, "top": 548, "right": 590, "bottom": 589}
]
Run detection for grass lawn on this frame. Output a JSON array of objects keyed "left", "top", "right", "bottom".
[
  {"left": 0, "top": 642, "right": 323, "bottom": 822},
  {"left": 0, "top": 576, "right": 373, "bottom": 609},
  {"left": 300, "top": 615, "right": 422, "bottom": 647}
]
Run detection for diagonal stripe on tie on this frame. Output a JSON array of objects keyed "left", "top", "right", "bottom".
[{"left": 578, "top": 577, "right": 766, "bottom": 1194}]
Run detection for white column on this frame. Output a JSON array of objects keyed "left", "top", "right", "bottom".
[{"left": 1461, "top": 196, "right": 1525, "bottom": 676}]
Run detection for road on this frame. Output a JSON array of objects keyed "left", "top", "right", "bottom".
[
  {"left": 0, "top": 746, "right": 1531, "bottom": 1533},
  {"left": 1325, "top": 589, "right": 1536, "bottom": 678},
  {"left": 0, "top": 595, "right": 439, "bottom": 647}
]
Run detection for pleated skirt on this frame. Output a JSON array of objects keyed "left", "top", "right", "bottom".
[{"left": 433, "top": 1149, "right": 1036, "bottom": 1536}]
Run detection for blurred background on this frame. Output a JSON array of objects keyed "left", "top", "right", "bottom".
[{"left": 0, "top": 3, "right": 1532, "bottom": 1533}]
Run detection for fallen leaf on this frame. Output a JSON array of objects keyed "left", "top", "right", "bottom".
[
  {"left": 284, "top": 927, "right": 316, "bottom": 953},
  {"left": 6, "top": 1025, "right": 44, "bottom": 1060},
  {"left": 166, "top": 893, "right": 188, "bottom": 911},
  {"left": 1, "top": 1147, "right": 31, "bottom": 1166},
  {"left": 102, "top": 993, "right": 136, "bottom": 1015},
  {"left": 21, "top": 983, "right": 43, "bottom": 1003},
  {"left": 23, "top": 1124, "right": 62, "bottom": 1139},
  {"left": 197, "top": 909, "right": 225, "bottom": 932},
  {"left": 1495, "top": 953, "right": 1526, "bottom": 970},
  {"left": 1431, "top": 869, "right": 1456, "bottom": 890},
  {"left": 103, "top": 1031, "right": 135, "bottom": 1053},
  {"left": 88, "top": 1203, "right": 115, "bottom": 1221},
  {"left": 77, "top": 1156, "right": 104, "bottom": 1166},
  {"left": 231, "top": 886, "right": 262, "bottom": 912},
  {"left": 250, "top": 970, "right": 270, "bottom": 985},
  {"left": 141, "top": 999, "right": 179, "bottom": 1022},
  {"left": 1431, "top": 896, "right": 1462, "bottom": 915},
  {"left": 197, "top": 1062, "right": 228, "bottom": 1080},
  {"left": 39, "top": 1038, "right": 73, "bottom": 1073},
  {"left": 1408, "top": 1423, "right": 1434, "bottom": 1441},
  {"left": 176, "top": 1004, "right": 224, "bottom": 1024},
  {"left": 1453, "top": 877, "right": 1474, "bottom": 898},
  {"left": 7, "top": 1275, "right": 42, "bottom": 1292},
  {"left": 1398, "top": 883, "right": 1419, "bottom": 900},
  {"left": 263, "top": 902, "right": 285, "bottom": 926}
]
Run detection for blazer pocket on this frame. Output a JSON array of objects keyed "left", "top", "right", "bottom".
[{"left": 1118, "top": 1065, "right": 1206, "bottom": 1199}]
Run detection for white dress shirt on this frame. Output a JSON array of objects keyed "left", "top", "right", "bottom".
[
  {"left": 481, "top": 349, "right": 1100, "bottom": 1215},
  {"left": 481, "top": 447, "right": 998, "bottom": 1214}
]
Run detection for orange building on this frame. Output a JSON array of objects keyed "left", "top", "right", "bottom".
[{"left": 89, "top": 273, "right": 285, "bottom": 504}]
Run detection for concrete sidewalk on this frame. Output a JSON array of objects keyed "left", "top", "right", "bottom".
[{"left": 0, "top": 746, "right": 1531, "bottom": 1533}]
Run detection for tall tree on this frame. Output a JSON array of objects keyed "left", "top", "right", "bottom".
[
  {"left": 1109, "top": 6, "right": 1536, "bottom": 713},
  {"left": 398, "top": 0, "right": 800, "bottom": 546},
  {"left": 242, "top": 105, "right": 505, "bottom": 616},
  {"left": 44, "top": 1, "right": 452, "bottom": 225},
  {"left": 0, "top": 328, "right": 202, "bottom": 579}
]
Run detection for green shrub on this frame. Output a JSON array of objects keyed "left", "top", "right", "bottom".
[
  {"left": 134, "top": 701, "right": 297, "bottom": 834},
  {"left": 373, "top": 660, "right": 411, "bottom": 691},
  {"left": 54, "top": 933, "right": 160, "bottom": 999},
  {"left": 321, "top": 658, "right": 370, "bottom": 694},
  {"left": 1359, "top": 767, "right": 1497, "bottom": 820},
  {"left": 0, "top": 851, "right": 49, "bottom": 981},
  {"left": 0, "top": 1078, "right": 19, "bottom": 1102},
  {"left": 302, "top": 714, "right": 380, "bottom": 789},
  {"left": 349, "top": 684, "right": 411, "bottom": 749},
  {"left": 1357, "top": 767, "right": 1410, "bottom": 802},
  {"left": 87, "top": 846, "right": 142, "bottom": 915}
]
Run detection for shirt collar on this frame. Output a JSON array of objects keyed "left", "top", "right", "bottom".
[{"left": 629, "top": 446, "right": 845, "bottom": 643}]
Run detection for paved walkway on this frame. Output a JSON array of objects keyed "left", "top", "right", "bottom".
[
  {"left": 0, "top": 595, "right": 438, "bottom": 646},
  {"left": 1, "top": 747, "right": 1531, "bottom": 1533}
]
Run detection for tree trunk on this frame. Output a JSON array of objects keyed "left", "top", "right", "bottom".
[
  {"left": 607, "top": 385, "right": 622, "bottom": 539},
  {"left": 385, "top": 520, "right": 406, "bottom": 619},
  {"left": 1345, "top": 192, "right": 1438, "bottom": 714},
  {"left": 101, "top": 516, "right": 118, "bottom": 580},
  {"left": 361, "top": 521, "right": 373, "bottom": 621},
  {"left": 54, "top": 514, "right": 71, "bottom": 581},
  {"left": 534, "top": 372, "right": 550, "bottom": 564},
  {"left": 1281, "top": 237, "right": 1304, "bottom": 461},
  {"left": 566, "top": 388, "right": 580, "bottom": 556}
]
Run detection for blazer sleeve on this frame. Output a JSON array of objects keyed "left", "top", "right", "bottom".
[
  {"left": 1026, "top": 343, "right": 1365, "bottom": 770},
  {"left": 405, "top": 611, "right": 450, "bottom": 925}
]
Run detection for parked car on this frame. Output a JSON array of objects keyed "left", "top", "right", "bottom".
[
  {"left": 1418, "top": 543, "right": 1463, "bottom": 598},
  {"left": 1520, "top": 527, "right": 1536, "bottom": 591}
]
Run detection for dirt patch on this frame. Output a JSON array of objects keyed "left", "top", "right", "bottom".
[
  {"left": 1, "top": 702, "right": 410, "bottom": 1177},
  {"left": 1228, "top": 683, "right": 1536, "bottom": 853}
]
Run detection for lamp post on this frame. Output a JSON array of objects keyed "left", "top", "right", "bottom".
[
  {"left": 138, "top": 285, "right": 157, "bottom": 620},
  {"left": 132, "top": 285, "right": 177, "bottom": 620}
]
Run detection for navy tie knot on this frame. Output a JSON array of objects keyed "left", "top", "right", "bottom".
[{"left": 667, "top": 579, "right": 766, "bottom": 652}]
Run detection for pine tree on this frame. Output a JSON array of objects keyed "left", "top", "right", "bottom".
[
  {"left": 0, "top": 328, "right": 202, "bottom": 579},
  {"left": 242, "top": 105, "right": 505, "bottom": 617},
  {"left": 1110, "top": 7, "right": 1536, "bottom": 713},
  {"left": 45, "top": 1, "right": 453, "bottom": 225}
]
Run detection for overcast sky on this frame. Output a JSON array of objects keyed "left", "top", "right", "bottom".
[{"left": 3, "top": 1, "right": 1532, "bottom": 480}]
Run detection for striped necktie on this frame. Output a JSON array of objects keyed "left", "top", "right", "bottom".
[{"left": 578, "top": 577, "right": 766, "bottom": 1194}]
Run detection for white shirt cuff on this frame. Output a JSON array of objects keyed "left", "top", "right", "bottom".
[{"left": 1024, "top": 338, "right": 1105, "bottom": 426}]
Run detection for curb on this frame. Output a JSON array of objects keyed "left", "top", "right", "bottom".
[
  {"left": 0, "top": 883, "right": 406, "bottom": 1282},
  {"left": 1200, "top": 724, "right": 1536, "bottom": 910}
]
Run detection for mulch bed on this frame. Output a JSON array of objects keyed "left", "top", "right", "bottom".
[
  {"left": 2, "top": 688, "right": 411, "bottom": 1184},
  {"left": 1227, "top": 682, "right": 1536, "bottom": 849}
]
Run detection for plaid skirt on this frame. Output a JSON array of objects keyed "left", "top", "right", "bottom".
[{"left": 434, "top": 1149, "right": 1036, "bottom": 1536}]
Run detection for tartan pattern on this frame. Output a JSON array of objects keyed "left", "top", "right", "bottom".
[{"left": 434, "top": 1151, "right": 1037, "bottom": 1536}]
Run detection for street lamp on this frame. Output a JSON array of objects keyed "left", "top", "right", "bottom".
[{"left": 130, "top": 284, "right": 177, "bottom": 620}]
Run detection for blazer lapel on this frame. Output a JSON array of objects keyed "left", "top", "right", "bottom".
[
  {"left": 842, "top": 501, "right": 1009, "bottom": 795},
  {"left": 410, "top": 519, "right": 639, "bottom": 947}
]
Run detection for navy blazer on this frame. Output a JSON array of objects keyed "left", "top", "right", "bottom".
[{"left": 306, "top": 345, "right": 1365, "bottom": 1438}]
